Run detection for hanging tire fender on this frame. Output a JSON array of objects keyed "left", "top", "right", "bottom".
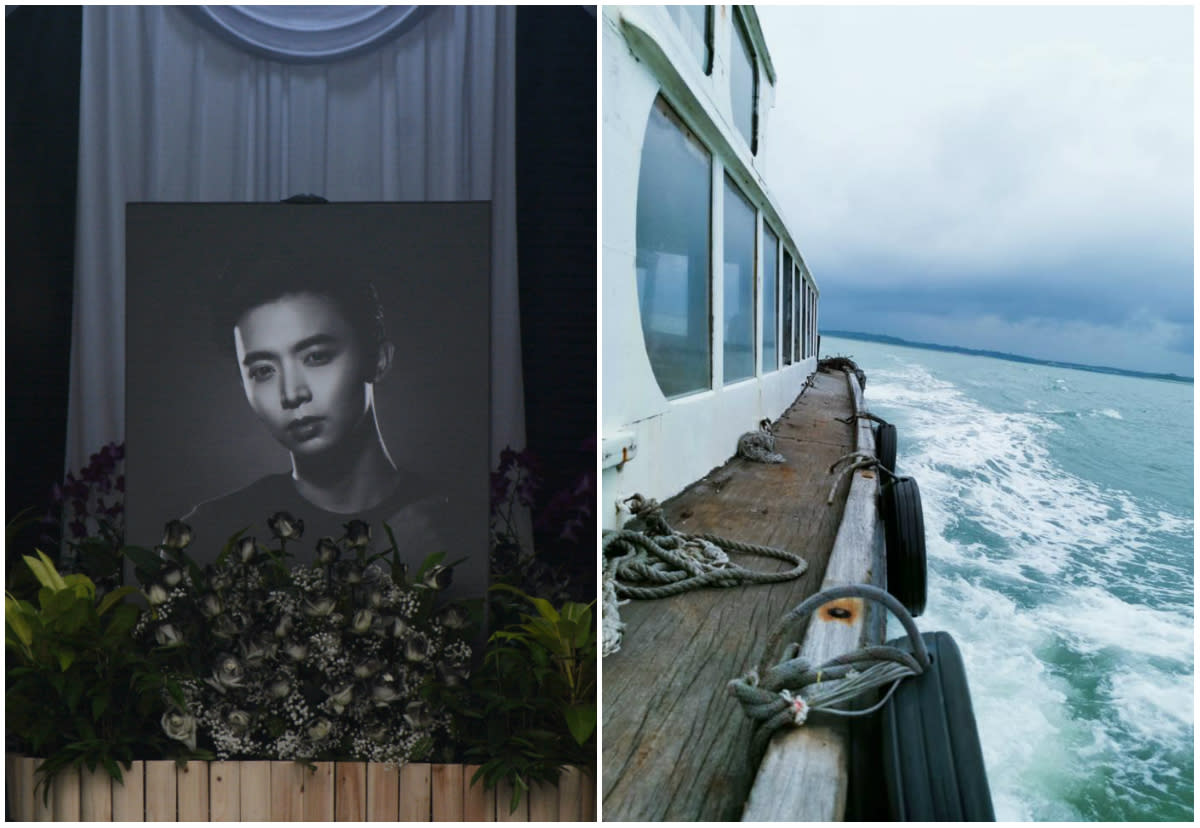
[
  {"left": 882, "top": 476, "right": 927, "bottom": 617},
  {"left": 875, "top": 422, "right": 897, "bottom": 473},
  {"left": 880, "top": 630, "right": 996, "bottom": 821}
]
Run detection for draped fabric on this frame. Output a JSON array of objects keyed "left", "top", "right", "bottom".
[
  {"left": 67, "top": 5, "right": 521, "bottom": 474},
  {"left": 184, "top": 6, "right": 428, "bottom": 63}
]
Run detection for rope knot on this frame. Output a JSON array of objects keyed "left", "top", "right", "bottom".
[{"left": 781, "top": 689, "right": 809, "bottom": 726}]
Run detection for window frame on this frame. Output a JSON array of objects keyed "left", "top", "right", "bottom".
[{"left": 731, "top": 7, "right": 760, "bottom": 156}]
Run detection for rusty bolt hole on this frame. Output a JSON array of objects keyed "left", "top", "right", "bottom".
[{"left": 826, "top": 606, "right": 853, "bottom": 620}]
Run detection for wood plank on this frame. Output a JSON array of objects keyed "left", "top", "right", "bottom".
[
  {"left": 176, "top": 761, "right": 209, "bottom": 821},
  {"left": 743, "top": 372, "right": 886, "bottom": 821},
  {"left": 495, "top": 779, "right": 527, "bottom": 822},
  {"left": 580, "top": 769, "right": 596, "bottom": 821},
  {"left": 602, "top": 370, "right": 858, "bottom": 821},
  {"left": 30, "top": 759, "right": 54, "bottom": 821},
  {"left": 301, "top": 762, "right": 335, "bottom": 822},
  {"left": 398, "top": 762, "right": 431, "bottom": 821},
  {"left": 431, "top": 764, "right": 464, "bottom": 822},
  {"left": 527, "top": 778, "right": 558, "bottom": 821},
  {"left": 334, "top": 762, "right": 366, "bottom": 822},
  {"left": 461, "top": 765, "right": 494, "bottom": 822},
  {"left": 270, "top": 760, "right": 305, "bottom": 821},
  {"left": 50, "top": 765, "right": 80, "bottom": 821},
  {"left": 110, "top": 760, "right": 145, "bottom": 822},
  {"left": 555, "top": 766, "right": 583, "bottom": 821},
  {"left": 237, "top": 761, "right": 271, "bottom": 821},
  {"left": 366, "top": 762, "right": 400, "bottom": 821},
  {"left": 144, "top": 760, "right": 177, "bottom": 822},
  {"left": 208, "top": 761, "right": 240, "bottom": 822},
  {"left": 7, "top": 754, "right": 28, "bottom": 821},
  {"left": 80, "top": 764, "right": 113, "bottom": 821}
]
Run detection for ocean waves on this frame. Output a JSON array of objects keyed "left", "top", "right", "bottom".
[{"left": 837, "top": 339, "right": 1194, "bottom": 822}]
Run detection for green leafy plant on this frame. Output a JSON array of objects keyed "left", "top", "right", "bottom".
[
  {"left": 457, "top": 585, "right": 596, "bottom": 813},
  {"left": 5, "top": 552, "right": 178, "bottom": 801}
]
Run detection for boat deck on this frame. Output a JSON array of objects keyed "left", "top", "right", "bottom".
[{"left": 601, "top": 369, "right": 859, "bottom": 822}]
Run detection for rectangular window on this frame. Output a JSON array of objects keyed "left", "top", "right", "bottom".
[
  {"left": 781, "top": 250, "right": 793, "bottom": 365},
  {"left": 667, "top": 6, "right": 712, "bottom": 74},
  {"left": 793, "top": 263, "right": 802, "bottom": 361},
  {"left": 636, "top": 97, "right": 712, "bottom": 398},
  {"left": 731, "top": 10, "right": 758, "bottom": 153},
  {"left": 723, "top": 176, "right": 756, "bottom": 384},
  {"left": 762, "top": 224, "right": 778, "bottom": 373},
  {"left": 802, "top": 271, "right": 810, "bottom": 360}
]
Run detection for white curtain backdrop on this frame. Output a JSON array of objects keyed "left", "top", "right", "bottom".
[
  {"left": 185, "top": 6, "right": 428, "bottom": 62},
  {"left": 67, "top": 4, "right": 521, "bottom": 474}
]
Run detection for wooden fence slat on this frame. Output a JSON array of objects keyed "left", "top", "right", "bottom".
[
  {"left": 7, "top": 755, "right": 29, "bottom": 821},
  {"left": 301, "top": 762, "right": 335, "bottom": 821},
  {"left": 269, "top": 761, "right": 305, "bottom": 821},
  {"left": 398, "top": 762, "right": 431, "bottom": 821},
  {"left": 528, "top": 778, "right": 558, "bottom": 822},
  {"left": 144, "top": 760, "right": 177, "bottom": 822},
  {"left": 177, "top": 761, "right": 209, "bottom": 821},
  {"left": 208, "top": 761, "right": 240, "bottom": 822},
  {"left": 581, "top": 769, "right": 596, "bottom": 821},
  {"left": 237, "top": 761, "right": 271, "bottom": 821},
  {"left": 4, "top": 758, "right": 588, "bottom": 823},
  {"left": 334, "top": 762, "right": 366, "bottom": 822},
  {"left": 32, "top": 762, "right": 54, "bottom": 821},
  {"left": 80, "top": 765, "right": 114, "bottom": 821},
  {"left": 110, "top": 760, "right": 144, "bottom": 822},
  {"left": 431, "top": 764, "right": 463, "bottom": 822},
  {"left": 364, "top": 762, "right": 399, "bottom": 821},
  {"left": 495, "top": 778, "right": 528, "bottom": 822},
  {"left": 5, "top": 755, "right": 19, "bottom": 822},
  {"left": 462, "top": 765, "right": 494, "bottom": 822},
  {"left": 51, "top": 765, "right": 81, "bottom": 821},
  {"left": 556, "top": 767, "right": 583, "bottom": 822}
]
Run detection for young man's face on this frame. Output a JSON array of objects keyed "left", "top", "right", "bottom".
[{"left": 233, "top": 292, "right": 378, "bottom": 457}]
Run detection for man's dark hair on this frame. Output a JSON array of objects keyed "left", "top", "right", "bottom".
[{"left": 208, "top": 243, "right": 387, "bottom": 357}]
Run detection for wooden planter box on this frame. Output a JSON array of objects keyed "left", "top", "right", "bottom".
[{"left": 6, "top": 755, "right": 595, "bottom": 822}]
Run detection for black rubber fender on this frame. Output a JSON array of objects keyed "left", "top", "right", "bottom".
[
  {"left": 881, "top": 630, "right": 996, "bottom": 821},
  {"left": 875, "top": 422, "right": 897, "bottom": 473},
  {"left": 882, "top": 477, "right": 927, "bottom": 617}
]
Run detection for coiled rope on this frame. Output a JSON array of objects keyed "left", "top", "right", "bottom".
[
  {"left": 602, "top": 494, "right": 808, "bottom": 657},
  {"left": 728, "top": 583, "right": 930, "bottom": 758}
]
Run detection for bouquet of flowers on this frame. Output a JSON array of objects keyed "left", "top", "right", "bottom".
[{"left": 132, "top": 514, "right": 472, "bottom": 765}]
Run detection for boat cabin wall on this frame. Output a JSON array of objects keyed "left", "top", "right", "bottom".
[{"left": 602, "top": 6, "right": 817, "bottom": 530}]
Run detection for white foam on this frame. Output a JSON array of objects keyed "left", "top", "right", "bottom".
[
  {"left": 868, "top": 355, "right": 1195, "bottom": 820},
  {"left": 1093, "top": 407, "right": 1124, "bottom": 420}
]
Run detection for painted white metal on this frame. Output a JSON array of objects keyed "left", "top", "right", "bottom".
[{"left": 602, "top": 5, "right": 819, "bottom": 529}]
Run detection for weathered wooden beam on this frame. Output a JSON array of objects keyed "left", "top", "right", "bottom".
[
  {"left": 742, "top": 371, "right": 884, "bottom": 822},
  {"left": 602, "top": 371, "right": 857, "bottom": 821}
]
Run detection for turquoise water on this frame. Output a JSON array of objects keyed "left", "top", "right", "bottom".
[{"left": 822, "top": 336, "right": 1195, "bottom": 821}]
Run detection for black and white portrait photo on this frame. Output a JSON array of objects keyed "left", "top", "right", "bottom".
[{"left": 125, "top": 201, "right": 490, "bottom": 600}]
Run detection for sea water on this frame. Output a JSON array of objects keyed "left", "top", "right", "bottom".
[{"left": 821, "top": 335, "right": 1194, "bottom": 821}]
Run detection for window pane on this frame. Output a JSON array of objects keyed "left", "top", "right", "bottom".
[
  {"left": 731, "top": 12, "right": 756, "bottom": 149},
  {"left": 723, "top": 176, "right": 755, "bottom": 383},
  {"left": 793, "top": 264, "right": 802, "bottom": 359},
  {"left": 781, "top": 250, "right": 793, "bottom": 365},
  {"left": 667, "top": 5, "right": 711, "bottom": 73},
  {"left": 762, "top": 225, "right": 778, "bottom": 372},
  {"left": 636, "top": 98, "right": 712, "bottom": 398}
]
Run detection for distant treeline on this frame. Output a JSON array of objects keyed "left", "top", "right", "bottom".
[{"left": 822, "top": 330, "right": 1194, "bottom": 385}]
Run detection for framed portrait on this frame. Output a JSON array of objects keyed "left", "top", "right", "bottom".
[{"left": 125, "top": 201, "right": 490, "bottom": 601}]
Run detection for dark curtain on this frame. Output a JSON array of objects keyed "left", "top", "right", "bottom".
[
  {"left": 515, "top": 6, "right": 597, "bottom": 589},
  {"left": 5, "top": 6, "right": 83, "bottom": 560}
]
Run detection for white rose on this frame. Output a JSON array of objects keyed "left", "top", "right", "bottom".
[{"left": 161, "top": 709, "right": 197, "bottom": 751}]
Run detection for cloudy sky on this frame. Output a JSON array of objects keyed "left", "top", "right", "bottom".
[{"left": 757, "top": 5, "right": 1193, "bottom": 377}]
